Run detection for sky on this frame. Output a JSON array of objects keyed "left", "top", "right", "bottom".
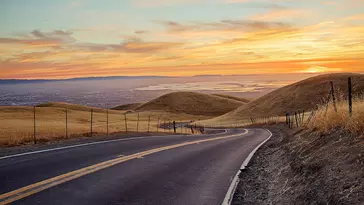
[{"left": 0, "top": 0, "right": 363, "bottom": 79}]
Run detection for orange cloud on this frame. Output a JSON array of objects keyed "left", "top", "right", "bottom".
[{"left": 250, "top": 8, "right": 311, "bottom": 21}]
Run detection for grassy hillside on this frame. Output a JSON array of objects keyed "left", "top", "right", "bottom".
[
  {"left": 307, "top": 99, "right": 364, "bottom": 135},
  {"left": 36, "top": 102, "right": 117, "bottom": 113},
  {"left": 112, "top": 103, "right": 143, "bottom": 111},
  {"left": 135, "top": 91, "right": 244, "bottom": 116},
  {"left": 212, "top": 94, "right": 250, "bottom": 103},
  {"left": 198, "top": 73, "right": 364, "bottom": 125},
  {"left": 0, "top": 105, "right": 208, "bottom": 147}
]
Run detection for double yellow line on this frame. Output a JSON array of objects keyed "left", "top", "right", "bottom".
[{"left": 0, "top": 130, "right": 247, "bottom": 205}]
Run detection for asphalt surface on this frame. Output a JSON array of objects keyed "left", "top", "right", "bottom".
[{"left": 0, "top": 128, "right": 270, "bottom": 205}]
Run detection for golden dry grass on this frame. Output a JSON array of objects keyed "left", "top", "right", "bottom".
[
  {"left": 112, "top": 103, "right": 143, "bottom": 111},
  {"left": 0, "top": 105, "right": 209, "bottom": 147},
  {"left": 201, "top": 73, "right": 364, "bottom": 123},
  {"left": 37, "top": 102, "right": 106, "bottom": 112},
  {"left": 212, "top": 94, "right": 250, "bottom": 103},
  {"left": 135, "top": 91, "right": 244, "bottom": 116},
  {"left": 307, "top": 99, "right": 364, "bottom": 135}
]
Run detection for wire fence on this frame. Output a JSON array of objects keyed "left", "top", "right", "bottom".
[
  {"left": 243, "top": 77, "right": 360, "bottom": 130},
  {"left": 0, "top": 108, "right": 203, "bottom": 146},
  {"left": 1, "top": 77, "right": 360, "bottom": 146}
]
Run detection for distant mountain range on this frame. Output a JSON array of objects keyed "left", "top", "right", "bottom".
[
  {"left": 0, "top": 76, "right": 172, "bottom": 84},
  {"left": 0, "top": 74, "right": 250, "bottom": 84}
]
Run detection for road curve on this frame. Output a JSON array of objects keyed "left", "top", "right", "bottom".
[{"left": 0, "top": 128, "right": 270, "bottom": 205}]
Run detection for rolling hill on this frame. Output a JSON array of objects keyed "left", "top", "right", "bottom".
[
  {"left": 134, "top": 91, "right": 245, "bottom": 116},
  {"left": 112, "top": 103, "right": 143, "bottom": 111},
  {"left": 200, "top": 73, "right": 364, "bottom": 123},
  {"left": 212, "top": 94, "right": 250, "bottom": 103}
]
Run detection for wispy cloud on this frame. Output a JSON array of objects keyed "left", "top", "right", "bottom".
[
  {"left": 1, "top": 0, "right": 363, "bottom": 79},
  {"left": 250, "top": 8, "right": 312, "bottom": 21},
  {"left": 0, "top": 30, "right": 74, "bottom": 48}
]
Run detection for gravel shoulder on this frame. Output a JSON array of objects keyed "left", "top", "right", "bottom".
[{"left": 232, "top": 124, "right": 364, "bottom": 205}]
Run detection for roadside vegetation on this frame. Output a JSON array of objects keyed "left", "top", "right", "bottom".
[
  {"left": 0, "top": 105, "right": 208, "bottom": 147},
  {"left": 307, "top": 99, "right": 364, "bottom": 136}
]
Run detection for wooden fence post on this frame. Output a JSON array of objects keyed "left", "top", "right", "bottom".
[
  {"left": 330, "top": 81, "right": 337, "bottom": 112},
  {"left": 173, "top": 121, "right": 176, "bottom": 133},
  {"left": 66, "top": 108, "right": 68, "bottom": 138},
  {"left": 157, "top": 117, "right": 160, "bottom": 132},
  {"left": 106, "top": 109, "right": 109, "bottom": 135},
  {"left": 147, "top": 115, "right": 150, "bottom": 132},
  {"left": 136, "top": 113, "right": 139, "bottom": 132},
  {"left": 348, "top": 77, "right": 353, "bottom": 117},
  {"left": 90, "top": 109, "right": 93, "bottom": 137},
  {"left": 124, "top": 113, "right": 128, "bottom": 132},
  {"left": 34, "top": 106, "right": 36, "bottom": 144},
  {"left": 297, "top": 110, "right": 301, "bottom": 125},
  {"left": 295, "top": 112, "right": 299, "bottom": 127}
]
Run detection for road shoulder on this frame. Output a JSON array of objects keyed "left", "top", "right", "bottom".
[{"left": 232, "top": 124, "right": 364, "bottom": 205}]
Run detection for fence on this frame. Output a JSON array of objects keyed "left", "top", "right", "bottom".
[
  {"left": 198, "top": 77, "right": 359, "bottom": 130},
  {"left": 239, "top": 77, "right": 358, "bottom": 130},
  {"left": 0, "top": 108, "right": 203, "bottom": 146}
]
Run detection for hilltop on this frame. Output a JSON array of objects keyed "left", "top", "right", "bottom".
[
  {"left": 212, "top": 94, "right": 250, "bottom": 103},
  {"left": 112, "top": 103, "right": 143, "bottom": 111},
  {"left": 134, "top": 91, "right": 244, "bottom": 116},
  {"left": 200, "top": 73, "right": 364, "bottom": 123}
]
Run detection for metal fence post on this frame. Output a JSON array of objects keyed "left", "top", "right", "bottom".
[
  {"left": 33, "top": 106, "right": 36, "bottom": 144},
  {"left": 348, "top": 77, "right": 353, "bottom": 116}
]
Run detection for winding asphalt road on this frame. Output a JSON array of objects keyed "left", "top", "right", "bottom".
[{"left": 0, "top": 128, "right": 271, "bottom": 205}]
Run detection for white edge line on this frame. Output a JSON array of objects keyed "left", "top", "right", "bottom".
[
  {"left": 221, "top": 129, "right": 273, "bottom": 205},
  {"left": 0, "top": 135, "right": 172, "bottom": 160},
  {"left": 0, "top": 128, "right": 229, "bottom": 161}
]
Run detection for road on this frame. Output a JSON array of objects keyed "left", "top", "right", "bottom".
[{"left": 0, "top": 128, "right": 271, "bottom": 205}]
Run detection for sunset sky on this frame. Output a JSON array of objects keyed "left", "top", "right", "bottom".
[{"left": 0, "top": 0, "right": 363, "bottom": 79}]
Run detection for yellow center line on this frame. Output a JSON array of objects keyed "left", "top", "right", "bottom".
[{"left": 0, "top": 130, "right": 248, "bottom": 205}]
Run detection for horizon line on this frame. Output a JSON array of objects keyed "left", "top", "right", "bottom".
[{"left": 1, "top": 72, "right": 358, "bottom": 81}]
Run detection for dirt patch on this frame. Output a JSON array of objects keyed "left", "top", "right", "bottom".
[{"left": 232, "top": 124, "right": 364, "bottom": 205}]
